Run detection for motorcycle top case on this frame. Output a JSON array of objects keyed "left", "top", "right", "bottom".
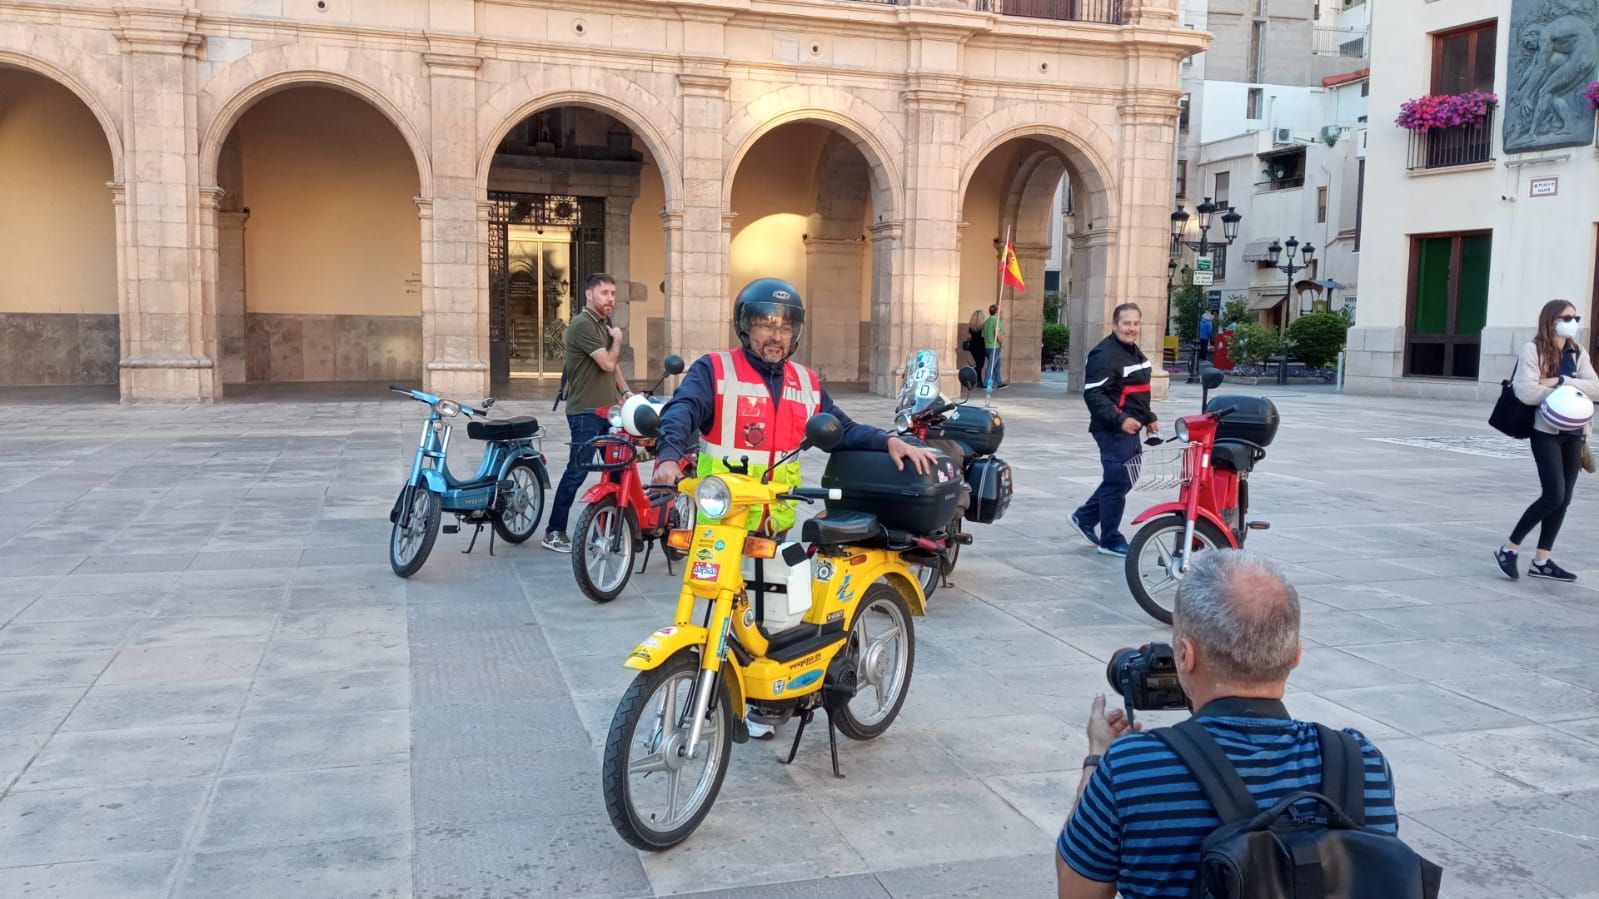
[
  {"left": 965, "top": 456, "right": 1013, "bottom": 524},
  {"left": 924, "top": 406, "right": 1004, "bottom": 457},
  {"left": 1206, "top": 394, "right": 1280, "bottom": 448},
  {"left": 820, "top": 446, "right": 964, "bottom": 536}
]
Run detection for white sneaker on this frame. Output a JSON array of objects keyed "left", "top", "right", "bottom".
[{"left": 746, "top": 713, "right": 775, "bottom": 740}]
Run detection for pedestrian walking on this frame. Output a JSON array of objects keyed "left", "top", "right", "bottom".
[
  {"left": 1495, "top": 299, "right": 1598, "bottom": 582},
  {"left": 1070, "top": 303, "right": 1158, "bottom": 557},
  {"left": 983, "top": 304, "right": 1008, "bottom": 390},
  {"left": 967, "top": 307, "right": 989, "bottom": 378},
  {"left": 1197, "top": 311, "right": 1213, "bottom": 365}
]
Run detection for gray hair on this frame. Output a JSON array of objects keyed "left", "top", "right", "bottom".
[{"left": 1173, "top": 550, "right": 1300, "bottom": 683}]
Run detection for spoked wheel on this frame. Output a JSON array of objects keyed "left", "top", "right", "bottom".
[
  {"left": 831, "top": 584, "right": 915, "bottom": 741},
  {"left": 573, "top": 496, "right": 637, "bottom": 603},
  {"left": 915, "top": 561, "right": 940, "bottom": 600},
  {"left": 389, "top": 487, "right": 440, "bottom": 578},
  {"left": 492, "top": 461, "right": 545, "bottom": 544},
  {"left": 914, "top": 513, "right": 963, "bottom": 600},
  {"left": 1126, "top": 515, "right": 1229, "bottom": 624},
  {"left": 602, "top": 651, "right": 731, "bottom": 851}
]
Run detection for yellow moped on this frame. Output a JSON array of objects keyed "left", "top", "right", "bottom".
[{"left": 600, "top": 413, "right": 954, "bottom": 850}]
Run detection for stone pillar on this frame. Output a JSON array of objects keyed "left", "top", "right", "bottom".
[
  {"left": 897, "top": 75, "right": 966, "bottom": 396},
  {"left": 674, "top": 62, "right": 731, "bottom": 362},
  {"left": 802, "top": 235, "right": 867, "bottom": 383},
  {"left": 1115, "top": 95, "right": 1182, "bottom": 400},
  {"left": 1008, "top": 241, "right": 1051, "bottom": 383},
  {"left": 1067, "top": 228, "right": 1114, "bottom": 394},
  {"left": 868, "top": 221, "right": 905, "bottom": 393},
  {"left": 657, "top": 209, "right": 683, "bottom": 374},
  {"left": 423, "top": 43, "right": 487, "bottom": 399},
  {"left": 115, "top": 9, "right": 217, "bottom": 402},
  {"left": 214, "top": 133, "right": 248, "bottom": 384},
  {"left": 604, "top": 185, "right": 640, "bottom": 378}
]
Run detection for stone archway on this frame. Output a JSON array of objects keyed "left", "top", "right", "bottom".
[{"left": 0, "top": 64, "right": 121, "bottom": 387}]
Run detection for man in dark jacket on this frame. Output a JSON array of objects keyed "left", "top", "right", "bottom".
[{"left": 1070, "top": 302, "right": 1158, "bottom": 557}]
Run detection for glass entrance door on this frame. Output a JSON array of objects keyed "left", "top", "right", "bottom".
[{"left": 506, "top": 225, "right": 573, "bottom": 378}]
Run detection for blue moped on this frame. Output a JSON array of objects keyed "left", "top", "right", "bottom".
[{"left": 387, "top": 385, "right": 550, "bottom": 577}]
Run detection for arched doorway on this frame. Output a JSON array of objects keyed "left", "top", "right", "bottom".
[
  {"left": 959, "top": 133, "right": 1116, "bottom": 389},
  {"left": 0, "top": 68, "right": 119, "bottom": 387},
  {"left": 483, "top": 106, "right": 669, "bottom": 383},
  {"left": 212, "top": 86, "right": 424, "bottom": 385},
  {"left": 727, "top": 121, "right": 888, "bottom": 384}
]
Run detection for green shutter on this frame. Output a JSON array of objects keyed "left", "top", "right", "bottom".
[
  {"left": 1412, "top": 237, "right": 1452, "bottom": 335},
  {"left": 1454, "top": 234, "right": 1491, "bottom": 336}
]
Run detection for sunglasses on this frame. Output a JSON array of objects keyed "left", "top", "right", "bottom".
[{"left": 1557, "top": 315, "right": 1583, "bottom": 323}]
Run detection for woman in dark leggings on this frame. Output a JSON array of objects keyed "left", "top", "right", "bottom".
[
  {"left": 1496, "top": 299, "right": 1598, "bottom": 582},
  {"left": 967, "top": 307, "right": 988, "bottom": 380}
]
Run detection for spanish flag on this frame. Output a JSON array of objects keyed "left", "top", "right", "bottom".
[{"left": 1000, "top": 239, "right": 1025, "bottom": 291}]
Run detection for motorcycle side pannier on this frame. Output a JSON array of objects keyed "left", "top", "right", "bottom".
[
  {"left": 966, "top": 456, "right": 1013, "bottom": 523},
  {"left": 1206, "top": 394, "right": 1280, "bottom": 447},
  {"left": 820, "top": 447, "right": 963, "bottom": 536},
  {"left": 925, "top": 406, "right": 1005, "bottom": 457}
]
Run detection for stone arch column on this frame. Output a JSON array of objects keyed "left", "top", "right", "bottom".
[
  {"left": 422, "top": 44, "right": 487, "bottom": 399},
  {"left": 1000, "top": 151, "right": 1069, "bottom": 384},
  {"left": 803, "top": 133, "right": 872, "bottom": 382},
  {"left": 1113, "top": 96, "right": 1183, "bottom": 399},
  {"left": 675, "top": 67, "right": 733, "bottom": 362}
]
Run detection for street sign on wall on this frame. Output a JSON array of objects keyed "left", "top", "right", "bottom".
[{"left": 1192, "top": 255, "right": 1214, "bottom": 286}]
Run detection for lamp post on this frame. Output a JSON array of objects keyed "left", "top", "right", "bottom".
[
  {"left": 1265, "top": 236, "right": 1315, "bottom": 384},
  {"left": 1169, "top": 197, "right": 1242, "bottom": 383}
]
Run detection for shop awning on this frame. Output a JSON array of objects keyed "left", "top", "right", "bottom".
[
  {"left": 1249, "top": 292, "right": 1287, "bottom": 311},
  {"left": 1241, "top": 240, "right": 1277, "bottom": 262}
]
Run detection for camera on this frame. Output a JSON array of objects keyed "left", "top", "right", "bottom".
[{"left": 1106, "top": 642, "right": 1189, "bottom": 723}]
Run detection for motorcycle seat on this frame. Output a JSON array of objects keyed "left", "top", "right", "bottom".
[
  {"left": 1212, "top": 439, "right": 1265, "bottom": 474},
  {"left": 801, "top": 511, "right": 881, "bottom": 547},
  {"left": 468, "top": 416, "right": 539, "bottom": 441},
  {"left": 925, "top": 437, "right": 967, "bottom": 471}
]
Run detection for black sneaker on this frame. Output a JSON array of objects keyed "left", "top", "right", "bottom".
[
  {"left": 1494, "top": 546, "right": 1519, "bottom": 580},
  {"left": 1069, "top": 511, "right": 1098, "bottom": 548},
  {"left": 1528, "top": 559, "right": 1578, "bottom": 583}
]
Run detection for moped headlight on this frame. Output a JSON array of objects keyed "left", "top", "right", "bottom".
[
  {"left": 695, "top": 476, "right": 732, "bottom": 520},
  {"left": 1175, "top": 418, "right": 1190, "bottom": 443},
  {"left": 437, "top": 400, "right": 461, "bottom": 418}
]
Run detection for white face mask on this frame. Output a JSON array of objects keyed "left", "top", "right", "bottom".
[{"left": 1555, "top": 320, "right": 1581, "bottom": 339}]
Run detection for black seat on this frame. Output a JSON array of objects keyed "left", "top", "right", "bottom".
[
  {"left": 926, "top": 437, "right": 967, "bottom": 471},
  {"left": 468, "top": 416, "right": 539, "bottom": 441},
  {"left": 801, "top": 511, "right": 881, "bottom": 547},
  {"left": 1212, "top": 439, "right": 1264, "bottom": 474}
]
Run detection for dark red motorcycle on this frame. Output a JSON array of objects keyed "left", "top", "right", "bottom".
[{"left": 1124, "top": 368, "right": 1279, "bottom": 623}]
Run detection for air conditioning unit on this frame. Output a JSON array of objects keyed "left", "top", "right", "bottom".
[{"left": 1273, "top": 127, "right": 1293, "bottom": 145}]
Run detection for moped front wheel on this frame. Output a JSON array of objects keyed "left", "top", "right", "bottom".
[
  {"left": 602, "top": 651, "right": 731, "bottom": 851},
  {"left": 389, "top": 487, "right": 440, "bottom": 578},
  {"left": 492, "top": 460, "right": 545, "bottom": 544},
  {"left": 831, "top": 584, "right": 915, "bottom": 741},
  {"left": 573, "top": 496, "right": 636, "bottom": 603},
  {"left": 1126, "top": 515, "right": 1228, "bottom": 624}
]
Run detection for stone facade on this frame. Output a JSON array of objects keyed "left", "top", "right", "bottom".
[
  {"left": 0, "top": 313, "right": 119, "bottom": 386},
  {"left": 0, "top": 0, "right": 1203, "bottom": 402}
]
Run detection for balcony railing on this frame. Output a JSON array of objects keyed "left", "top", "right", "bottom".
[
  {"left": 1407, "top": 108, "right": 1496, "bottom": 171},
  {"left": 1255, "top": 176, "right": 1306, "bottom": 192},
  {"left": 977, "top": 0, "right": 1125, "bottom": 25},
  {"left": 1313, "top": 27, "right": 1367, "bottom": 57}
]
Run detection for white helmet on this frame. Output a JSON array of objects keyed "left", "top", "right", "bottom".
[{"left": 1540, "top": 384, "right": 1594, "bottom": 431}]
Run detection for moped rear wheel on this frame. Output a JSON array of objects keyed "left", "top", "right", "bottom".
[
  {"left": 389, "top": 487, "right": 440, "bottom": 578},
  {"left": 1126, "top": 515, "right": 1228, "bottom": 624},
  {"left": 831, "top": 585, "right": 915, "bottom": 741},
  {"left": 573, "top": 496, "right": 636, "bottom": 603},
  {"left": 492, "top": 461, "right": 545, "bottom": 544},
  {"left": 602, "top": 651, "right": 731, "bottom": 851}
]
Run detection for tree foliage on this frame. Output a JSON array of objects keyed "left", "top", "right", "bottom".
[
  {"left": 1286, "top": 312, "right": 1350, "bottom": 369},
  {"left": 1171, "top": 283, "right": 1206, "bottom": 342},
  {"left": 1229, "top": 322, "right": 1282, "bottom": 367},
  {"left": 1221, "top": 296, "right": 1252, "bottom": 327},
  {"left": 1042, "top": 323, "right": 1070, "bottom": 356}
]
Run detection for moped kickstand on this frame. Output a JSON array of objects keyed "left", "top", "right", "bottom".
[
  {"left": 461, "top": 521, "right": 496, "bottom": 556},
  {"left": 780, "top": 708, "right": 845, "bottom": 779}
]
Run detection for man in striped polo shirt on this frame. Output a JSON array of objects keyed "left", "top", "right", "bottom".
[{"left": 1055, "top": 551, "right": 1399, "bottom": 899}]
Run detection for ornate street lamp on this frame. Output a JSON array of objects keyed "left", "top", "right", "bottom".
[
  {"left": 1170, "top": 196, "right": 1242, "bottom": 382},
  {"left": 1265, "top": 236, "right": 1316, "bottom": 383}
]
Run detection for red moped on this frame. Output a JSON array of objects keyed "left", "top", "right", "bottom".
[
  {"left": 571, "top": 356, "right": 696, "bottom": 603},
  {"left": 1124, "top": 369, "right": 1279, "bottom": 623}
]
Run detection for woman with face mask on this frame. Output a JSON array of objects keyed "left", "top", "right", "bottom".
[{"left": 1495, "top": 300, "right": 1599, "bottom": 583}]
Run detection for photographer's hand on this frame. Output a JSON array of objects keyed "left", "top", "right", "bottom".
[{"left": 1086, "top": 694, "right": 1140, "bottom": 756}]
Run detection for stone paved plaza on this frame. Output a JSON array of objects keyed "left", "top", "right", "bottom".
[{"left": 0, "top": 378, "right": 1595, "bottom": 898}]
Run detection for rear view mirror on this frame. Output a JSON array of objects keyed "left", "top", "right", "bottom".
[
  {"left": 629, "top": 403, "right": 661, "bottom": 438},
  {"left": 804, "top": 413, "right": 844, "bottom": 452},
  {"left": 664, "top": 354, "right": 685, "bottom": 376},
  {"left": 1201, "top": 367, "right": 1224, "bottom": 390},
  {"left": 957, "top": 365, "right": 980, "bottom": 389}
]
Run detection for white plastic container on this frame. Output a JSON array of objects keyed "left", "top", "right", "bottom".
[{"left": 742, "top": 544, "right": 813, "bottom": 633}]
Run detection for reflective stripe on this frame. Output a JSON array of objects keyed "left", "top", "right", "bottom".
[
  {"left": 1084, "top": 378, "right": 1109, "bottom": 390},
  {"left": 1122, "top": 360, "right": 1152, "bottom": 377}
]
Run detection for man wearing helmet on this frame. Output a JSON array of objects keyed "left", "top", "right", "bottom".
[{"left": 651, "top": 278, "right": 938, "bottom": 536}]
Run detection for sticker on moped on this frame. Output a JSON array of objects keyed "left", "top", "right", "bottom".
[
  {"left": 787, "top": 670, "right": 822, "bottom": 691},
  {"left": 691, "top": 561, "right": 721, "bottom": 581},
  {"left": 695, "top": 548, "right": 715, "bottom": 561},
  {"left": 772, "top": 677, "right": 787, "bottom": 696},
  {"left": 714, "top": 540, "right": 726, "bottom": 550},
  {"left": 655, "top": 626, "right": 676, "bottom": 637},
  {"left": 742, "top": 607, "right": 755, "bottom": 627},
  {"left": 642, "top": 637, "right": 662, "bottom": 649},
  {"left": 837, "top": 573, "right": 855, "bottom": 602},
  {"left": 815, "top": 561, "right": 834, "bottom": 582}
]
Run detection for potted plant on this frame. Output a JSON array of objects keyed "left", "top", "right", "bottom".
[{"left": 1394, "top": 90, "right": 1498, "bottom": 131}]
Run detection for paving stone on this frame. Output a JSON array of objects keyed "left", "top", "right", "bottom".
[
  {"left": 0, "top": 733, "right": 48, "bottom": 791},
  {"left": 1426, "top": 725, "right": 1599, "bottom": 794},
  {"left": 224, "top": 710, "right": 409, "bottom": 774},
  {"left": 1340, "top": 639, "right": 1532, "bottom": 682},
  {"left": 0, "top": 780, "right": 208, "bottom": 864},
  {"left": 414, "top": 813, "right": 651, "bottom": 899},
  {"left": 244, "top": 668, "right": 410, "bottom": 718},
  {"left": 921, "top": 713, "right": 1088, "bottom": 778},
  {"left": 61, "top": 680, "right": 250, "bottom": 732},
  {"left": 412, "top": 699, "right": 589, "bottom": 758},
  {"left": 0, "top": 687, "right": 85, "bottom": 735},
  {"left": 875, "top": 852, "right": 1061, "bottom": 898},
  {"left": 12, "top": 591, "right": 166, "bottom": 623},
  {"left": 0, "top": 619, "right": 145, "bottom": 656},
  {"left": 0, "top": 855, "right": 177, "bottom": 899},
  {"left": 1321, "top": 683, "right": 1536, "bottom": 736},
  {"left": 673, "top": 874, "right": 891, "bottom": 899},
  {"left": 132, "top": 614, "right": 279, "bottom": 646},
  {"left": 816, "top": 781, "right": 1044, "bottom": 871},
  {"left": 255, "top": 633, "right": 405, "bottom": 677},
  {"left": 155, "top": 587, "right": 288, "bottom": 618},
  {"left": 74, "top": 553, "right": 197, "bottom": 575},
  {"left": 199, "top": 764, "right": 411, "bottom": 851},
  {"left": 276, "top": 605, "right": 405, "bottom": 640},
  {"left": 1410, "top": 795, "right": 1598, "bottom": 898},
  {"left": 638, "top": 794, "right": 870, "bottom": 895},
  {"left": 1376, "top": 737, "right": 1541, "bottom": 812},
  {"left": 0, "top": 651, "right": 114, "bottom": 689},
  {"left": 1394, "top": 815, "right": 1565, "bottom": 899},
  {"left": 15, "top": 723, "right": 233, "bottom": 791},
  {"left": 174, "top": 834, "right": 409, "bottom": 899},
  {"left": 99, "top": 641, "right": 267, "bottom": 684}
]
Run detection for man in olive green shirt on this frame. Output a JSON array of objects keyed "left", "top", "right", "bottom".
[
  {"left": 983, "top": 304, "right": 1008, "bottom": 390},
  {"left": 543, "top": 273, "right": 631, "bottom": 553}
]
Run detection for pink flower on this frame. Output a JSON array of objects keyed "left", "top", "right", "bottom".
[
  {"left": 1585, "top": 81, "right": 1599, "bottom": 111},
  {"left": 1395, "top": 91, "right": 1498, "bottom": 132}
]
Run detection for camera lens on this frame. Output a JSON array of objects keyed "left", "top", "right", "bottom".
[{"left": 1106, "top": 647, "right": 1136, "bottom": 695}]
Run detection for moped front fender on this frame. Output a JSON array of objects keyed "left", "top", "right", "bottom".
[
  {"left": 1129, "top": 504, "right": 1238, "bottom": 547},
  {"left": 622, "top": 626, "right": 748, "bottom": 723},
  {"left": 579, "top": 480, "right": 621, "bottom": 506},
  {"left": 498, "top": 451, "right": 551, "bottom": 490}
]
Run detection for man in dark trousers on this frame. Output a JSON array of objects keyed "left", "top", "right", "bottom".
[
  {"left": 543, "top": 273, "right": 631, "bottom": 553},
  {"left": 1071, "top": 302, "right": 1158, "bottom": 557}
]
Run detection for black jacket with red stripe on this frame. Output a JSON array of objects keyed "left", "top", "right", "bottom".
[{"left": 1082, "top": 333, "right": 1156, "bottom": 433}]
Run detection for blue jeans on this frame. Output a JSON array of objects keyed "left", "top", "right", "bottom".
[
  {"left": 985, "top": 346, "right": 1003, "bottom": 388},
  {"left": 1073, "top": 429, "right": 1142, "bottom": 548},
  {"left": 549, "top": 412, "right": 609, "bottom": 535}
]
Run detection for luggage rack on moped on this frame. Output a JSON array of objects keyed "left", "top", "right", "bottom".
[{"left": 1127, "top": 442, "right": 1201, "bottom": 492}]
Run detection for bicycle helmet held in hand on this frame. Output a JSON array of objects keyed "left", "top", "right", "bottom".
[
  {"left": 734, "top": 278, "right": 805, "bottom": 360},
  {"left": 1540, "top": 384, "right": 1594, "bottom": 432}
]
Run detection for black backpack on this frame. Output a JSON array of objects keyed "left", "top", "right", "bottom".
[{"left": 1154, "top": 720, "right": 1443, "bottom": 899}]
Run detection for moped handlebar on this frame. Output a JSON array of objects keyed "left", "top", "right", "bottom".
[
  {"left": 778, "top": 487, "right": 842, "bottom": 504},
  {"left": 388, "top": 384, "right": 412, "bottom": 395},
  {"left": 1211, "top": 405, "right": 1238, "bottom": 419}
]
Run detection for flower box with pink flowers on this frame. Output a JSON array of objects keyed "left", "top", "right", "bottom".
[{"left": 1395, "top": 91, "right": 1499, "bottom": 132}]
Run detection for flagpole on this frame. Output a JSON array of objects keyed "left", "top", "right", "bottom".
[{"left": 988, "top": 224, "right": 1011, "bottom": 399}]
